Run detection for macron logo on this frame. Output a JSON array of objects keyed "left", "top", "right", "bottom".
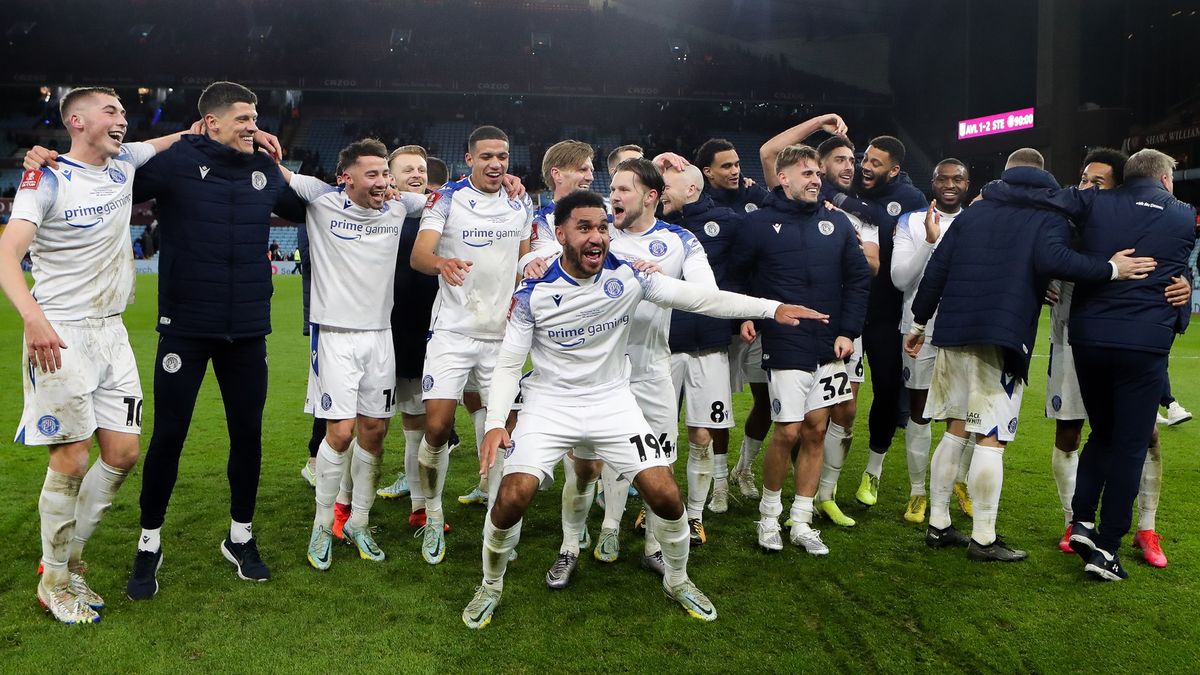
[
  {"left": 1135, "top": 201, "right": 1164, "bottom": 211},
  {"left": 772, "top": 223, "right": 782, "bottom": 234},
  {"left": 199, "top": 166, "right": 210, "bottom": 179},
  {"left": 552, "top": 294, "right": 563, "bottom": 306}
]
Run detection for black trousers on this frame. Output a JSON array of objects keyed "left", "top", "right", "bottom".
[
  {"left": 863, "top": 321, "right": 903, "bottom": 453},
  {"left": 1071, "top": 345, "right": 1166, "bottom": 553},
  {"left": 139, "top": 335, "right": 269, "bottom": 529}
]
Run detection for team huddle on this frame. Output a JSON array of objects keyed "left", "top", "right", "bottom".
[{"left": 6, "top": 81, "right": 1195, "bottom": 628}]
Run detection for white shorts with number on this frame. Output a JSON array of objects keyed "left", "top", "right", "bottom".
[
  {"left": 1045, "top": 342, "right": 1086, "bottom": 420},
  {"left": 421, "top": 330, "right": 498, "bottom": 406},
  {"left": 846, "top": 336, "right": 866, "bottom": 384},
  {"left": 395, "top": 377, "right": 425, "bottom": 417},
  {"left": 631, "top": 375, "right": 680, "bottom": 464},
  {"left": 901, "top": 337, "right": 937, "bottom": 390},
  {"left": 305, "top": 325, "right": 397, "bottom": 419},
  {"left": 17, "top": 317, "right": 142, "bottom": 446},
  {"left": 924, "top": 344, "right": 1025, "bottom": 443},
  {"left": 766, "top": 361, "right": 853, "bottom": 423},
  {"left": 504, "top": 388, "right": 670, "bottom": 486},
  {"left": 729, "top": 333, "right": 767, "bottom": 389},
  {"left": 670, "top": 349, "right": 735, "bottom": 429}
]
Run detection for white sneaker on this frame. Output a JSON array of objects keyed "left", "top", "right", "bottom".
[
  {"left": 756, "top": 519, "right": 783, "bottom": 552},
  {"left": 1166, "top": 401, "right": 1192, "bottom": 426},
  {"left": 732, "top": 465, "right": 759, "bottom": 499},
  {"left": 38, "top": 580, "right": 99, "bottom": 625},
  {"left": 708, "top": 481, "right": 729, "bottom": 514},
  {"left": 790, "top": 525, "right": 830, "bottom": 555}
]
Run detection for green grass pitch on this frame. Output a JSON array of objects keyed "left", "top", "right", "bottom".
[{"left": 1, "top": 274, "right": 1198, "bottom": 672}]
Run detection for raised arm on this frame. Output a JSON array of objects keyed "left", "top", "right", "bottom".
[
  {"left": 891, "top": 208, "right": 935, "bottom": 291},
  {"left": 759, "top": 113, "right": 848, "bottom": 189}
]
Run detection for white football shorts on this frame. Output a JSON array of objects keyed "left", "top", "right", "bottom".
[
  {"left": 305, "top": 325, "right": 397, "bottom": 419},
  {"left": 17, "top": 317, "right": 142, "bottom": 446},
  {"left": 766, "top": 360, "right": 853, "bottom": 423},
  {"left": 924, "top": 344, "right": 1025, "bottom": 443},
  {"left": 670, "top": 349, "right": 735, "bottom": 429}
]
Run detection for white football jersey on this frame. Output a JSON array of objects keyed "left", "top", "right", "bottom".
[
  {"left": 610, "top": 220, "right": 715, "bottom": 382},
  {"left": 9, "top": 143, "right": 155, "bottom": 321},
  {"left": 891, "top": 207, "right": 959, "bottom": 335},
  {"left": 846, "top": 211, "right": 879, "bottom": 246},
  {"left": 486, "top": 255, "right": 778, "bottom": 429},
  {"left": 529, "top": 201, "right": 557, "bottom": 254},
  {"left": 290, "top": 173, "right": 424, "bottom": 330},
  {"left": 420, "top": 177, "right": 534, "bottom": 339}
]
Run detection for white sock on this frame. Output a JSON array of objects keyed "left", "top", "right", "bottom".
[
  {"left": 560, "top": 470, "right": 596, "bottom": 555},
  {"left": 818, "top": 422, "right": 849, "bottom": 501},
  {"left": 789, "top": 495, "right": 814, "bottom": 531},
  {"left": 349, "top": 440, "right": 383, "bottom": 529},
  {"left": 40, "top": 468, "right": 81, "bottom": 587},
  {"left": 956, "top": 436, "right": 975, "bottom": 483},
  {"left": 314, "top": 440, "right": 346, "bottom": 528},
  {"left": 968, "top": 444, "right": 1005, "bottom": 546},
  {"left": 418, "top": 437, "right": 450, "bottom": 520},
  {"left": 482, "top": 515, "right": 522, "bottom": 590},
  {"left": 336, "top": 443, "right": 354, "bottom": 506},
  {"left": 138, "top": 528, "right": 161, "bottom": 554},
  {"left": 736, "top": 436, "right": 763, "bottom": 472},
  {"left": 759, "top": 487, "right": 783, "bottom": 523},
  {"left": 644, "top": 509, "right": 662, "bottom": 556},
  {"left": 905, "top": 420, "right": 931, "bottom": 496},
  {"left": 230, "top": 520, "right": 253, "bottom": 544},
  {"left": 472, "top": 409, "right": 487, "bottom": 492},
  {"left": 403, "top": 428, "right": 426, "bottom": 510},
  {"left": 1138, "top": 450, "right": 1161, "bottom": 532},
  {"left": 713, "top": 451, "right": 729, "bottom": 491},
  {"left": 928, "top": 433, "right": 968, "bottom": 529},
  {"left": 865, "top": 448, "right": 886, "bottom": 478},
  {"left": 601, "top": 463, "right": 629, "bottom": 531},
  {"left": 686, "top": 442, "right": 713, "bottom": 520},
  {"left": 656, "top": 513, "right": 691, "bottom": 589},
  {"left": 69, "top": 459, "right": 129, "bottom": 566},
  {"left": 1051, "top": 446, "right": 1078, "bottom": 526}
]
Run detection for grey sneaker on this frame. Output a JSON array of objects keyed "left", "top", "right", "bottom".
[{"left": 545, "top": 551, "right": 579, "bottom": 589}]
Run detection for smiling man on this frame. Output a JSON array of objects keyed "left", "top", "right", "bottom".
[
  {"left": 124, "top": 81, "right": 290, "bottom": 599},
  {"left": 462, "top": 189, "right": 827, "bottom": 629},
  {"left": 0, "top": 87, "right": 196, "bottom": 624},
  {"left": 409, "top": 125, "right": 535, "bottom": 565},
  {"left": 890, "top": 159, "right": 973, "bottom": 525}
]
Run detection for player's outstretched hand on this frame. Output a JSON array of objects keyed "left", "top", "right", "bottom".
[
  {"left": 23, "top": 145, "right": 59, "bottom": 171},
  {"left": 1110, "top": 248, "right": 1156, "bottom": 280},
  {"left": 818, "top": 113, "right": 849, "bottom": 137},
  {"left": 774, "top": 303, "right": 829, "bottom": 325},
  {"left": 904, "top": 332, "right": 925, "bottom": 358},
  {"left": 254, "top": 130, "right": 284, "bottom": 162},
  {"left": 502, "top": 174, "right": 526, "bottom": 199},
  {"left": 436, "top": 257, "right": 473, "bottom": 286},
  {"left": 1165, "top": 275, "right": 1191, "bottom": 307},
  {"left": 740, "top": 320, "right": 756, "bottom": 343},
  {"left": 480, "top": 428, "right": 512, "bottom": 478},
  {"left": 833, "top": 336, "right": 854, "bottom": 359},
  {"left": 25, "top": 311, "right": 67, "bottom": 373},
  {"left": 523, "top": 256, "right": 549, "bottom": 279}
]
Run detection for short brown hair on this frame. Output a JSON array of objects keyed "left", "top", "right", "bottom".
[
  {"left": 615, "top": 157, "right": 664, "bottom": 197},
  {"left": 337, "top": 138, "right": 389, "bottom": 175},
  {"left": 774, "top": 144, "right": 819, "bottom": 175},
  {"left": 1005, "top": 148, "right": 1044, "bottom": 170},
  {"left": 388, "top": 144, "right": 428, "bottom": 165},
  {"left": 607, "top": 144, "right": 643, "bottom": 173},
  {"left": 542, "top": 140, "right": 594, "bottom": 188},
  {"left": 59, "top": 87, "right": 119, "bottom": 125},
  {"left": 198, "top": 81, "right": 257, "bottom": 116}
]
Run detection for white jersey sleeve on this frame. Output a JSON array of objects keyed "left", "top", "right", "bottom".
[
  {"left": 290, "top": 173, "right": 337, "bottom": 202},
  {"left": 636, "top": 267, "right": 779, "bottom": 319},
  {"left": 846, "top": 211, "right": 878, "bottom": 246},
  {"left": 484, "top": 288, "right": 536, "bottom": 431},
  {"left": 9, "top": 170, "right": 58, "bottom": 226},
  {"left": 679, "top": 229, "right": 717, "bottom": 289},
  {"left": 418, "top": 188, "right": 451, "bottom": 235},
  {"left": 890, "top": 211, "right": 933, "bottom": 292},
  {"left": 115, "top": 142, "right": 157, "bottom": 169}
]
